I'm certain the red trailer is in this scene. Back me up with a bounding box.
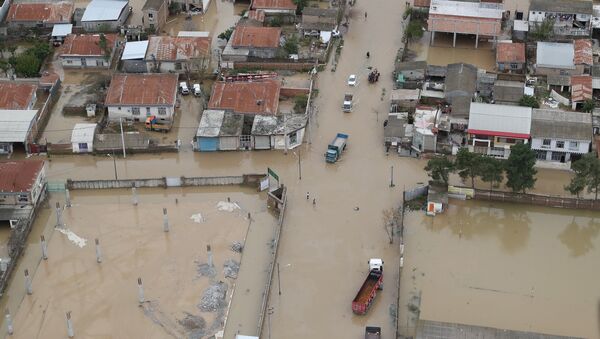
[352,258,383,315]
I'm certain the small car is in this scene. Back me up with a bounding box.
[179,82,190,95]
[545,97,559,108]
[303,30,320,37]
[347,74,357,86]
[193,83,202,96]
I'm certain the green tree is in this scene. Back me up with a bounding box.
[404,20,424,42]
[0,60,10,77]
[479,156,504,192]
[7,45,16,57]
[13,53,41,77]
[455,147,482,188]
[519,95,539,108]
[529,18,554,41]
[98,34,111,60]
[505,143,537,193]
[567,154,600,199]
[218,27,234,41]
[283,36,299,55]
[292,0,308,12]
[582,99,595,113]
[424,155,454,185]
[293,95,308,113]
[269,16,283,27]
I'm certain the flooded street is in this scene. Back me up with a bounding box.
[399,200,600,338]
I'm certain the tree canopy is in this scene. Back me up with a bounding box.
[455,147,482,188]
[424,155,454,185]
[505,143,537,193]
[566,154,600,199]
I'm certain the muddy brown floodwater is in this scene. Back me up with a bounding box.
[400,200,600,338]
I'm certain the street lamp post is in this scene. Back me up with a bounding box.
[390,165,395,188]
[298,148,302,180]
[107,152,118,180]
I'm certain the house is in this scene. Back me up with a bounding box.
[301,8,338,32]
[394,61,427,89]
[104,73,179,122]
[194,110,246,151]
[0,160,46,212]
[427,0,503,48]
[467,102,532,158]
[0,110,39,154]
[223,26,281,61]
[6,2,74,28]
[390,89,420,111]
[426,184,448,216]
[502,0,530,20]
[412,106,438,153]
[384,112,412,151]
[251,0,296,15]
[0,82,37,110]
[529,0,593,37]
[242,10,266,26]
[570,75,593,109]
[71,123,97,153]
[142,0,168,32]
[81,0,130,32]
[535,40,592,89]
[445,63,477,123]
[121,40,149,73]
[51,23,73,44]
[208,80,281,115]
[530,109,591,164]
[171,0,207,13]
[58,34,118,68]
[144,36,211,73]
[251,114,306,150]
[496,42,526,73]
[493,80,525,104]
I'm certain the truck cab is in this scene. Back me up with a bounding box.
[369,258,383,272]
[365,326,381,339]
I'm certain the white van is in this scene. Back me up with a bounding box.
[193,83,202,96]
[179,82,190,95]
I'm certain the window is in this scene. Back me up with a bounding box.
[66,60,73,64]
[569,141,579,150]
[148,13,154,19]
[18,194,28,203]
[132,107,140,116]
[289,131,298,145]
[146,107,151,115]
[510,63,519,69]
[542,139,551,148]
[118,106,122,110]
[497,137,517,144]
[535,150,547,160]
[551,152,565,161]
[556,140,565,148]
[175,62,182,70]
[96,60,104,66]
[158,107,167,116]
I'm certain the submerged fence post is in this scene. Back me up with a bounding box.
[65,189,71,208]
[55,202,63,227]
[66,311,74,338]
[132,184,138,206]
[40,235,48,260]
[5,308,13,335]
[24,269,32,295]
[95,238,102,263]
[137,278,144,304]
[163,208,169,232]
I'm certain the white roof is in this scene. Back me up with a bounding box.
[196,110,224,137]
[320,31,331,43]
[513,20,529,32]
[468,102,532,136]
[82,0,128,22]
[71,123,97,143]
[52,23,73,37]
[122,40,149,60]
[430,0,503,19]
[536,42,574,69]
[0,110,37,143]
[235,336,259,339]
[178,31,210,37]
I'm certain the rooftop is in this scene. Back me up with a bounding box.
[121,40,149,60]
[468,102,532,138]
[208,80,281,115]
[251,0,296,10]
[145,36,210,61]
[536,42,574,69]
[494,80,525,88]
[496,42,525,63]
[0,110,38,143]
[416,320,584,339]
[81,0,128,22]
[390,89,420,101]
[247,10,266,22]
[0,82,37,110]
[196,110,244,137]
[71,123,97,143]
[571,75,593,102]
[531,109,591,141]
[7,2,74,23]
[51,23,73,37]
[429,0,503,19]
[105,73,178,106]
[59,34,117,57]
[231,26,281,49]
[142,0,163,11]
[530,0,592,15]
[573,39,593,65]
[0,160,45,193]
[251,114,307,135]
[302,7,338,17]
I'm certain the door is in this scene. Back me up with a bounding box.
[81,58,87,67]
[254,136,270,150]
[219,137,238,151]
[198,137,218,151]
[516,11,523,20]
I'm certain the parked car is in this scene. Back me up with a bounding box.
[304,30,320,37]
[193,84,202,96]
[332,26,341,37]
[180,82,190,95]
[348,74,357,86]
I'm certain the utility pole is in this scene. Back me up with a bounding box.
[298,148,302,181]
[119,117,126,158]
[390,165,395,187]
[277,262,282,295]
[284,113,289,155]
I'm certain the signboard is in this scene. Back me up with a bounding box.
[260,176,269,191]
[267,167,279,182]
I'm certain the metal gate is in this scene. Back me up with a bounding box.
[198,137,218,151]
[166,177,182,187]
[219,136,239,150]
[47,181,66,192]
[254,136,270,150]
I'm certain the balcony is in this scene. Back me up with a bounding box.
[469,145,509,158]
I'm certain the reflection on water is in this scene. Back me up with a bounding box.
[559,216,600,257]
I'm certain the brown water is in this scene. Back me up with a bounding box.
[417,31,496,71]
[399,200,600,338]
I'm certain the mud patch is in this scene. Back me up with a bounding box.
[198,281,228,312]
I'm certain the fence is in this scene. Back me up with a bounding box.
[464,187,600,211]
[66,174,266,190]
[403,184,428,202]
[234,62,316,71]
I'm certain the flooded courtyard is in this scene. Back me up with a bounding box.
[400,199,600,338]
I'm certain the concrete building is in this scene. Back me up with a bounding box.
[142,0,168,32]
[493,80,525,105]
[195,110,246,151]
[570,74,593,109]
[6,2,74,28]
[467,102,532,158]
[145,36,211,73]
[496,42,525,73]
[58,34,118,68]
[301,8,338,32]
[51,23,73,44]
[530,109,591,164]
[535,40,592,89]
[427,0,503,48]
[222,26,281,61]
[121,40,149,73]
[0,110,39,154]
[208,80,281,115]
[0,160,46,208]
[445,63,477,123]
[502,0,530,20]
[0,82,37,110]
[71,123,97,153]
[81,0,130,32]
[104,73,179,122]
[251,114,306,150]
[529,0,593,37]
[251,0,296,15]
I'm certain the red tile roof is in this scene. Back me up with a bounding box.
[571,75,592,102]
[105,74,178,106]
[145,36,210,61]
[231,26,281,48]
[208,80,281,115]
[0,82,37,110]
[7,2,74,23]
[0,160,44,193]
[248,9,266,22]
[573,39,593,65]
[252,0,296,10]
[59,34,117,57]
[496,42,525,63]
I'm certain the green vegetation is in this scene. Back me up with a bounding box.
[566,154,600,199]
[168,1,181,14]
[582,99,595,113]
[218,27,235,41]
[98,34,111,60]
[268,16,283,27]
[283,36,299,55]
[292,0,307,13]
[293,95,308,113]
[9,42,51,77]
[505,143,537,193]
[529,18,554,41]
[424,155,454,185]
[519,95,540,108]
[405,20,424,42]
[455,148,483,188]
[479,156,504,192]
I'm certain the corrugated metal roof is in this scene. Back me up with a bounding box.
[208,80,281,115]
[573,39,593,65]
[82,0,128,22]
[496,42,525,63]
[530,0,592,15]
[531,109,591,140]
[571,75,593,102]
[0,110,37,143]
[0,160,45,193]
[536,42,574,69]
[196,110,224,137]
[51,23,73,37]
[468,102,532,136]
[121,40,148,60]
[71,123,96,143]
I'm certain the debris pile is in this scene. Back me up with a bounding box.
[230,241,243,253]
[223,259,240,279]
[198,282,228,312]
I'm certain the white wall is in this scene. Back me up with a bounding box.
[531,137,590,154]
[529,10,545,22]
[107,105,175,121]
[272,128,305,150]
[72,141,93,153]
[61,56,110,68]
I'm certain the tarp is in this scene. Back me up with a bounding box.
[320,31,332,44]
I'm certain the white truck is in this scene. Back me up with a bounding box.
[343,93,353,112]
